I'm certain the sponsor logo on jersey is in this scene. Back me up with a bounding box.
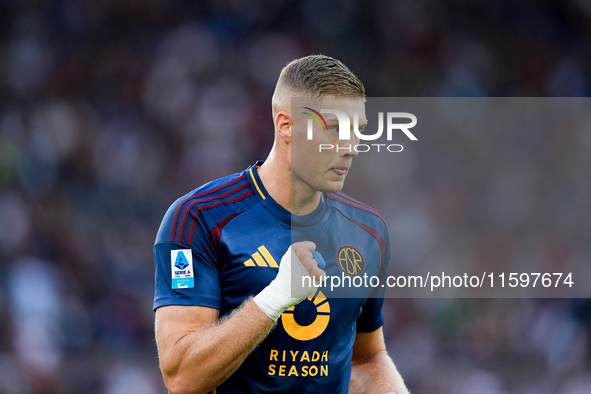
[243,245,279,268]
[267,349,329,377]
[171,249,194,289]
[268,290,331,377]
[281,289,330,341]
[337,245,365,276]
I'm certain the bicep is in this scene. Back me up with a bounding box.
[351,327,387,364]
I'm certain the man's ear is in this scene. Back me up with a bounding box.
[275,111,292,143]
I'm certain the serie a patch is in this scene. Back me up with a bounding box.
[171,249,194,289]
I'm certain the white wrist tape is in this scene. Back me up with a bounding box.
[253,246,318,321]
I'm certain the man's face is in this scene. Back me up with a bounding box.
[291,97,367,195]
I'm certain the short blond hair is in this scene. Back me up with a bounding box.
[278,54,365,97]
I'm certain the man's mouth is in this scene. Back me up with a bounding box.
[331,168,348,176]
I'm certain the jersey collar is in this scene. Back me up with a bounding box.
[246,161,326,227]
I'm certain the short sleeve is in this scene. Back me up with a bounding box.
[153,242,221,311]
[356,297,384,332]
[153,198,221,311]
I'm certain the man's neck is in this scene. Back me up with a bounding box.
[290,183,322,216]
[257,157,321,216]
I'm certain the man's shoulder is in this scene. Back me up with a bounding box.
[186,171,249,200]
[170,171,252,212]
[325,191,387,231]
[156,168,260,245]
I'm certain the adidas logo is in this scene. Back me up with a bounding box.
[243,246,279,268]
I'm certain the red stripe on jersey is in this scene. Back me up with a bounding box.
[185,190,255,246]
[174,181,250,244]
[169,175,247,242]
[342,215,386,267]
[335,191,381,216]
[210,211,243,252]
[326,194,387,225]
[177,182,250,244]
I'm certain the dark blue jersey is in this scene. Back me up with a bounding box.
[154,161,390,393]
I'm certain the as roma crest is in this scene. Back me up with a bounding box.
[337,245,364,277]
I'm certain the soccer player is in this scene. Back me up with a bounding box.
[153,55,409,393]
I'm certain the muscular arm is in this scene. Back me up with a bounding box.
[155,241,325,394]
[155,301,275,394]
[349,328,409,394]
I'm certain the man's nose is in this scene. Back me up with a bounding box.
[337,132,359,157]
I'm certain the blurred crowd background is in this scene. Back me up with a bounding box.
[1,0,591,393]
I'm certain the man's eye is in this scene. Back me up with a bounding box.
[328,125,339,132]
